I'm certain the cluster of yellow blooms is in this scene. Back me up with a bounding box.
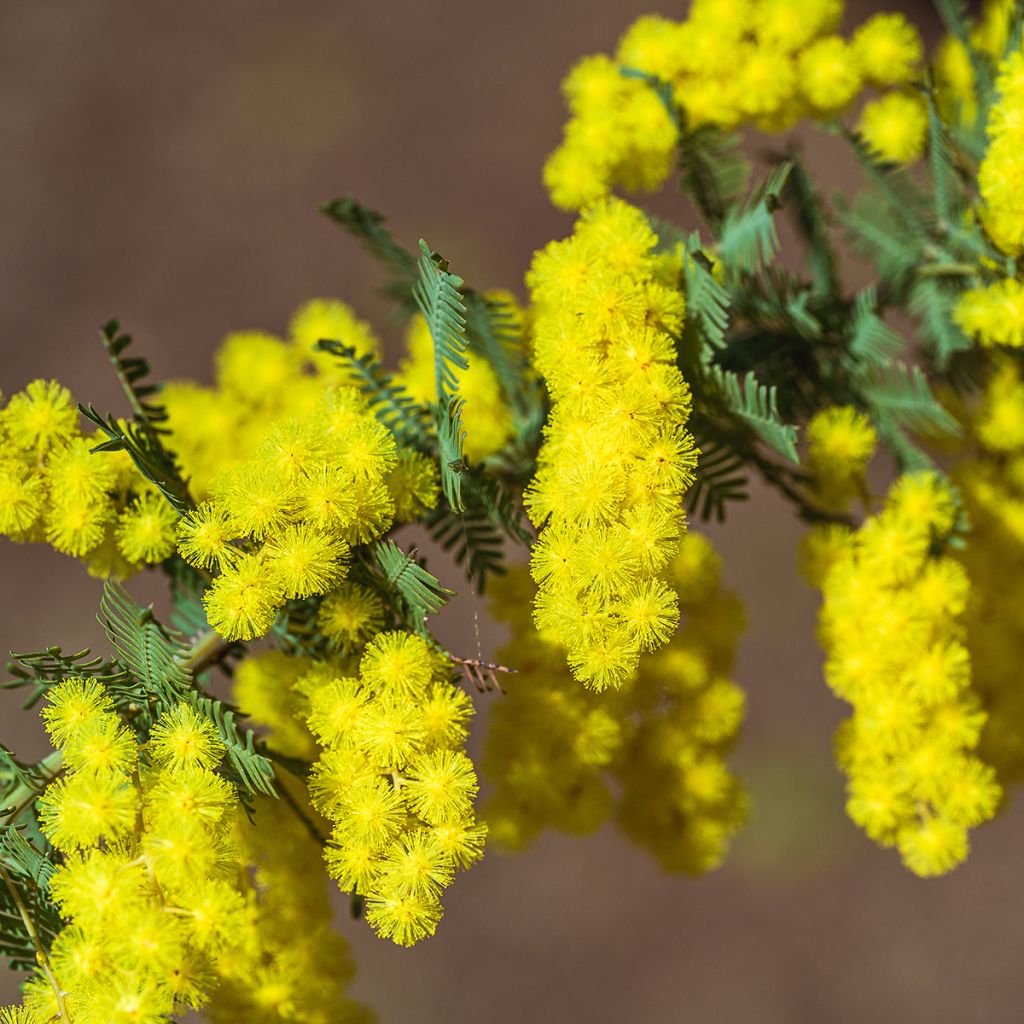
[177,384,410,643]
[954,360,1024,782]
[162,298,382,497]
[0,380,176,578]
[486,533,747,875]
[804,405,878,514]
[933,0,1013,129]
[525,197,696,690]
[161,300,441,643]
[954,47,1024,347]
[543,0,926,209]
[807,473,1002,877]
[295,632,485,946]
[202,784,372,1024]
[9,679,361,1023]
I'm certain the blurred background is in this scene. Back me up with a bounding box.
[3,1,1024,1021]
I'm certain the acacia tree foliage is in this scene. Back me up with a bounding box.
[1,1,1024,1020]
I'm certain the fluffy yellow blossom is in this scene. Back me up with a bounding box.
[525,197,693,689]
[485,535,747,872]
[858,91,927,165]
[955,278,1024,348]
[298,633,485,946]
[815,472,1001,876]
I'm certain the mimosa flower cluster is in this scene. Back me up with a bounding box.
[179,384,405,642]
[9,0,1024,1017]
[954,48,1024,347]
[809,475,1002,877]
[543,0,926,209]
[955,360,1024,782]
[486,532,747,874]
[0,380,172,577]
[525,197,695,690]
[17,682,292,1022]
[297,632,485,946]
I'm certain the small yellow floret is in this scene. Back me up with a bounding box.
[858,91,927,165]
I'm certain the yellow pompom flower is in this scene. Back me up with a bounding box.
[1,379,78,454]
[858,91,927,164]
[63,714,136,777]
[317,582,385,647]
[387,449,439,522]
[262,523,349,599]
[798,35,862,114]
[377,829,454,897]
[975,359,1024,452]
[116,492,179,564]
[41,677,116,748]
[896,816,969,877]
[0,459,44,537]
[38,772,137,852]
[851,12,922,86]
[44,498,112,558]
[403,750,479,825]
[364,891,443,947]
[289,297,381,373]
[46,436,117,504]
[202,553,285,641]
[214,330,304,407]
[954,278,1024,348]
[176,501,239,571]
[807,405,877,473]
[755,0,840,52]
[359,631,436,700]
[148,703,226,772]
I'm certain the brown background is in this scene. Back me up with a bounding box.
[3,1,1024,1021]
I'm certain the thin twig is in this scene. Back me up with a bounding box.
[0,866,70,1023]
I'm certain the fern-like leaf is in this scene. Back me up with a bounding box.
[718,163,792,277]
[5,645,129,709]
[863,362,962,438]
[372,540,454,625]
[316,340,432,449]
[677,125,751,228]
[183,694,276,797]
[924,80,961,226]
[413,240,470,511]
[0,826,53,892]
[99,319,170,430]
[849,287,904,367]
[80,404,192,514]
[683,237,730,351]
[99,580,193,700]
[99,582,275,797]
[320,197,418,312]
[426,472,531,592]
[706,366,799,463]
[909,279,973,370]
[686,437,749,521]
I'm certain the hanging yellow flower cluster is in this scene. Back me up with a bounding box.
[524,197,696,691]
[809,474,1002,877]
[543,0,926,209]
[955,359,1024,782]
[486,532,747,874]
[297,631,486,946]
[19,680,366,1024]
[0,380,173,578]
